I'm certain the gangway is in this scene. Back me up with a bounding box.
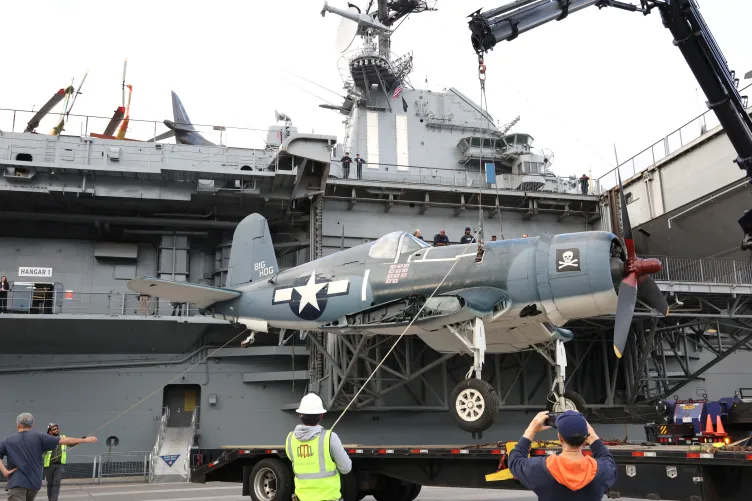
[150,407,198,483]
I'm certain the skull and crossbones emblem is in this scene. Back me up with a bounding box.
[558,250,579,270]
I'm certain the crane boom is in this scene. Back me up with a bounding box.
[468,0,752,246]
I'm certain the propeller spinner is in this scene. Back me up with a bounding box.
[613,170,670,358]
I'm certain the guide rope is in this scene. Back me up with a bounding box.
[330,229,482,430]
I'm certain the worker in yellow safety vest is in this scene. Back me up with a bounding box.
[286,394,352,501]
[42,423,68,501]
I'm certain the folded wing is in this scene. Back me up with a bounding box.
[127,277,241,309]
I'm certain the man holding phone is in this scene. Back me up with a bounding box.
[508,410,617,501]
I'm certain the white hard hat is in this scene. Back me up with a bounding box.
[296,393,327,415]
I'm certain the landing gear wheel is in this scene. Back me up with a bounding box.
[405,483,422,501]
[546,389,587,414]
[248,458,293,501]
[450,379,499,434]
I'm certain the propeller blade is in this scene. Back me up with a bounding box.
[637,275,670,316]
[614,272,638,358]
[615,166,635,258]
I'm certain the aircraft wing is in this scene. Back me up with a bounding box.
[127,277,241,308]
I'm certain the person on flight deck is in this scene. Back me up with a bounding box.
[522,234,529,238]
[508,410,617,501]
[459,227,476,244]
[286,394,352,501]
[340,152,352,179]
[433,229,449,247]
[579,174,590,195]
[413,229,424,241]
[43,423,71,501]
[491,235,497,241]
[354,154,366,180]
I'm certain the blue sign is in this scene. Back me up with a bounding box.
[485,163,496,184]
[160,454,181,467]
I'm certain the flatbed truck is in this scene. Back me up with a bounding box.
[191,440,752,501]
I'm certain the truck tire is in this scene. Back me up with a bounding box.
[449,378,499,433]
[546,389,587,414]
[340,471,359,501]
[405,483,422,501]
[248,458,293,501]
[373,477,419,501]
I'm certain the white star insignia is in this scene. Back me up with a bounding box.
[293,271,328,313]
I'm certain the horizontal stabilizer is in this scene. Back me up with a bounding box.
[126,277,240,308]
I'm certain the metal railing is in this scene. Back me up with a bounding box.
[181,408,199,482]
[597,83,752,191]
[332,161,600,195]
[150,407,170,484]
[647,255,752,286]
[1,452,151,485]
[0,290,199,317]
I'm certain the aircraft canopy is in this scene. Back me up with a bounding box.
[368,231,430,261]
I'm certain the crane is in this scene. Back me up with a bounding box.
[467,0,752,247]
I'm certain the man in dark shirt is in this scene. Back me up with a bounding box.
[340,152,352,179]
[579,174,590,195]
[509,410,617,501]
[0,413,98,501]
[433,230,449,246]
[459,227,476,244]
[354,153,366,180]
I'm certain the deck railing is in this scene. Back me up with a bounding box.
[646,255,752,286]
[0,290,199,317]
[597,83,752,191]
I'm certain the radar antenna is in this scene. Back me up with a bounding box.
[539,148,555,168]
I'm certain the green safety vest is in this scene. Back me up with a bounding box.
[43,435,67,467]
[286,430,341,501]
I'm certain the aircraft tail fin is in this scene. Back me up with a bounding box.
[171,91,197,131]
[227,213,278,287]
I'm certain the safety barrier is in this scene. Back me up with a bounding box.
[646,255,752,286]
[0,452,152,485]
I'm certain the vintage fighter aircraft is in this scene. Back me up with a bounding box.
[127,178,668,434]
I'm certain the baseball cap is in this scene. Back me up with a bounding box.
[465,226,471,231]
[47,423,58,432]
[554,410,589,441]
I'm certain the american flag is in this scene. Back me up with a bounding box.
[392,80,403,99]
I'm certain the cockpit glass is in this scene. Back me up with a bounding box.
[400,234,427,254]
[368,231,403,260]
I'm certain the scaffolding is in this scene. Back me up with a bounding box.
[283,254,752,418]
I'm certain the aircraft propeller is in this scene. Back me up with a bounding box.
[613,169,670,358]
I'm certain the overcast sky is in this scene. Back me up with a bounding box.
[1,0,749,181]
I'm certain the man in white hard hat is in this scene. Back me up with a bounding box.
[286,393,352,501]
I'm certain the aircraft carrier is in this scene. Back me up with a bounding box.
[2,0,752,485]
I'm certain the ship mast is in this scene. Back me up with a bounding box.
[377,0,390,57]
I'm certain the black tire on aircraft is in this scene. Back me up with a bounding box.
[405,482,422,501]
[248,458,293,501]
[546,389,587,414]
[449,378,499,433]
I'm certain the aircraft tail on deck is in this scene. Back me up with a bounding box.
[171,91,197,131]
[226,213,279,287]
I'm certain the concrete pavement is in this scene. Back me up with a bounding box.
[0,481,643,501]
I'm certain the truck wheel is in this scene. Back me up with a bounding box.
[340,471,359,501]
[450,379,499,433]
[374,477,420,501]
[405,483,422,501]
[547,389,587,414]
[249,458,293,501]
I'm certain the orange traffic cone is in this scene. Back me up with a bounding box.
[703,414,714,435]
[715,415,726,436]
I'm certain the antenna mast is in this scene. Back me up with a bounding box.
[377,0,390,56]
